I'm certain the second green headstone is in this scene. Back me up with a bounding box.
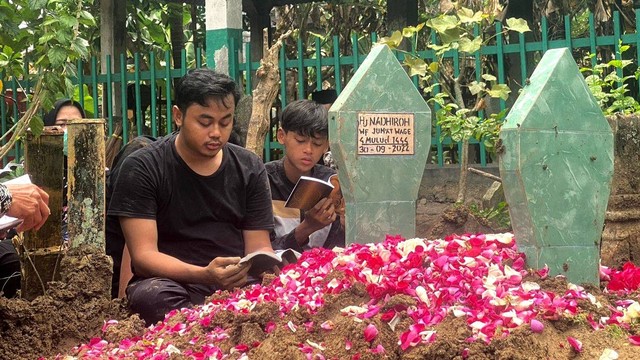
[499,48,613,285]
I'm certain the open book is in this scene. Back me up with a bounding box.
[239,248,301,276]
[0,174,31,231]
[285,175,336,211]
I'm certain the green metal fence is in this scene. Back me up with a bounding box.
[0,10,637,166]
[232,10,638,164]
[0,48,205,166]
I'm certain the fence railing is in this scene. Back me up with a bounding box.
[0,10,636,167]
[232,10,636,164]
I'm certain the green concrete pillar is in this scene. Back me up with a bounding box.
[205,0,242,75]
[499,48,614,285]
[329,44,431,244]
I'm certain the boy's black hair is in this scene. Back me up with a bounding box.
[280,99,329,138]
[175,68,241,113]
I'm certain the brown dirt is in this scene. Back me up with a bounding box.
[2,207,639,360]
[415,200,493,240]
[0,246,135,360]
[600,115,640,268]
[425,204,501,239]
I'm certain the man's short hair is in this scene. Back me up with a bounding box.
[280,100,328,138]
[175,68,241,113]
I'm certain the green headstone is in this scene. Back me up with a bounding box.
[499,48,614,285]
[329,44,431,244]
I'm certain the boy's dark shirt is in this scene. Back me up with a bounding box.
[265,159,344,252]
[108,133,274,270]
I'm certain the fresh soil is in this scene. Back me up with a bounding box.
[0,246,133,360]
[1,203,639,360]
[424,203,503,240]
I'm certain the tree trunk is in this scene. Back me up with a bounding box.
[169,2,185,69]
[386,0,418,33]
[245,30,292,158]
[99,0,126,131]
[453,77,468,203]
[456,140,470,203]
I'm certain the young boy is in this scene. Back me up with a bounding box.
[266,100,345,252]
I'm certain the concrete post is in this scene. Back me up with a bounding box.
[205,0,243,75]
[66,120,106,249]
[21,128,65,300]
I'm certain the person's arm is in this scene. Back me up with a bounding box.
[294,198,336,244]
[121,217,249,289]
[244,229,274,255]
[0,183,50,232]
[271,228,304,252]
[117,246,133,298]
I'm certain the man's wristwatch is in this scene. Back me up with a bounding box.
[0,183,13,217]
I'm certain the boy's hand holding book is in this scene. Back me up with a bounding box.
[305,198,337,229]
[292,198,336,245]
[286,175,344,245]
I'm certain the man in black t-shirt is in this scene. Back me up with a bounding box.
[108,69,274,325]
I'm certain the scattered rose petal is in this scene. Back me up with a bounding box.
[600,348,619,360]
[530,319,544,333]
[320,320,334,330]
[306,340,325,351]
[567,337,582,352]
[371,344,385,354]
[287,321,297,333]
[265,322,276,333]
[364,324,378,342]
[629,335,640,346]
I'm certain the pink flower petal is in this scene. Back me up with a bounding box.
[530,319,544,333]
[345,339,352,350]
[567,337,582,352]
[320,320,334,330]
[265,322,276,333]
[364,324,378,342]
[629,335,640,345]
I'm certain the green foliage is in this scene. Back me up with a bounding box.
[276,1,386,94]
[580,43,640,115]
[468,201,511,230]
[432,91,506,150]
[380,5,530,154]
[73,85,95,118]
[605,324,626,338]
[0,0,96,131]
